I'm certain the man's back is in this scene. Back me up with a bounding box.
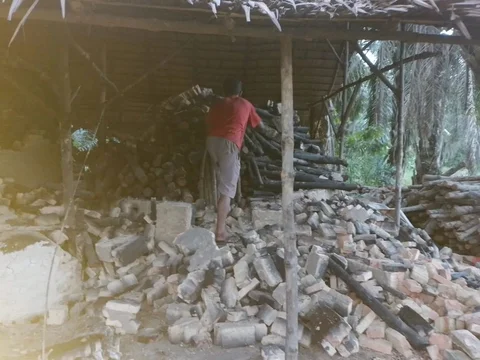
[206,96,261,149]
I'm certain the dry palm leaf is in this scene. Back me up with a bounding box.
[8,0,24,20]
[241,3,252,21]
[8,0,40,47]
[253,1,282,31]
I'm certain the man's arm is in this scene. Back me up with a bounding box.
[248,103,263,129]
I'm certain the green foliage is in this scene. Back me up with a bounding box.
[72,128,98,152]
[344,126,395,186]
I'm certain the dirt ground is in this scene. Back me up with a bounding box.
[120,336,408,360]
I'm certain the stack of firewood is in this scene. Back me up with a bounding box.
[87,85,356,206]
[403,175,480,255]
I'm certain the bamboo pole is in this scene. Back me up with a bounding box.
[60,39,74,215]
[280,35,298,360]
[394,28,406,228]
[99,41,107,145]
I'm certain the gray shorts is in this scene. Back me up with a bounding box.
[206,136,240,199]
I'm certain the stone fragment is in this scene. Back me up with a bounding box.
[305,246,329,279]
[366,320,386,339]
[220,277,238,308]
[107,274,139,296]
[306,212,319,229]
[352,271,372,282]
[385,328,413,358]
[214,323,256,348]
[200,287,225,331]
[403,279,423,293]
[166,303,192,325]
[227,310,248,322]
[173,228,215,256]
[254,256,283,287]
[111,235,149,267]
[155,201,193,244]
[188,246,234,272]
[451,330,480,360]
[168,317,201,344]
[177,270,206,304]
[356,308,376,334]
[50,230,69,245]
[257,304,278,326]
[95,236,131,262]
[252,207,282,230]
[429,333,452,350]
[411,265,430,285]
[444,350,471,360]
[324,319,351,347]
[261,345,285,360]
[340,205,370,223]
[234,260,251,288]
[359,335,392,354]
[427,345,441,360]
[272,283,287,308]
[238,278,260,300]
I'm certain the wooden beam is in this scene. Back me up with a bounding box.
[60,38,74,213]
[69,33,119,93]
[310,51,439,106]
[280,35,298,360]
[339,31,349,169]
[354,42,398,95]
[394,28,406,228]
[5,8,480,46]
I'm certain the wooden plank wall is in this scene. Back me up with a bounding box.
[1,22,343,137]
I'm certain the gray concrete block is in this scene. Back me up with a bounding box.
[155,201,193,245]
[254,256,283,288]
[221,277,238,308]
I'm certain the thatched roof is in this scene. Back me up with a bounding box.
[168,0,480,23]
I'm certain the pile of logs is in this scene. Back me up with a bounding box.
[238,109,357,196]
[87,85,356,207]
[87,86,213,205]
[403,175,480,255]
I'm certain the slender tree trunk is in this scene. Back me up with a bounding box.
[466,68,479,174]
[414,46,447,183]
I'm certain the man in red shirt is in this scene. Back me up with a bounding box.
[206,78,262,243]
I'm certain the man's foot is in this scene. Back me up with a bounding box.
[215,231,236,244]
[215,231,228,244]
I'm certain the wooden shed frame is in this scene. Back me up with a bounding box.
[2,1,480,358]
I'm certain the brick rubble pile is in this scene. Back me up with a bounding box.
[66,190,480,360]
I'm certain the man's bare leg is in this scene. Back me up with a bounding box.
[215,194,230,242]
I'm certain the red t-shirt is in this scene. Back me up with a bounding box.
[206,96,262,149]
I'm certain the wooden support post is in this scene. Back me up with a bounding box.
[338,31,349,169]
[60,39,74,212]
[394,28,406,228]
[99,41,107,145]
[280,35,298,360]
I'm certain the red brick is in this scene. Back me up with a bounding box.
[429,333,453,350]
[366,320,386,339]
[359,335,392,355]
[427,345,442,360]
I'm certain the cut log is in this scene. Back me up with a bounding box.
[261,179,359,191]
[294,150,347,166]
[328,257,429,349]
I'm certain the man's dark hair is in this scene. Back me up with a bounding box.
[223,78,242,97]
